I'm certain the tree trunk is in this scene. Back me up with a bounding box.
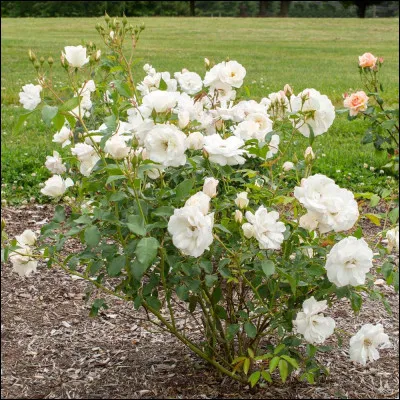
[259,0,268,17]
[190,0,195,16]
[239,3,248,17]
[356,2,367,18]
[279,1,292,17]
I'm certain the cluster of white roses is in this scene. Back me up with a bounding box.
[293,297,391,365]
[9,229,38,277]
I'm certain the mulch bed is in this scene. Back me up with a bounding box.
[1,204,399,399]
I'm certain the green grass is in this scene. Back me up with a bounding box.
[1,17,399,203]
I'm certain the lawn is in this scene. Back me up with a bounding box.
[1,17,399,203]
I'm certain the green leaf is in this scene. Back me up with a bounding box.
[214,224,232,235]
[365,213,381,227]
[381,262,394,279]
[130,259,150,281]
[175,179,194,201]
[176,285,189,301]
[369,194,380,207]
[107,255,126,276]
[158,77,168,91]
[110,191,128,201]
[244,321,257,338]
[52,112,65,131]
[135,237,159,268]
[278,359,289,383]
[84,226,101,248]
[13,110,36,134]
[353,226,363,239]
[89,298,108,317]
[152,206,175,217]
[114,80,132,98]
[273,343,285,355]
[350,291,363,313]
[389,207,399,224]
[226,324,240,340]
[53,205,65,222]
[248,371,261,388]
[308,124,315,146]
[280,355,299,369]
[261,370,272,383]
[261,260,275,277]
[42,105,58,126]
[269,356,280,373]
[306,343,317,357]
[205,274,218,287]
[59,96,81,112]
[106,175,126,185]
[243,358,250,375]
[126,215,146,236]
[146,296,161,311]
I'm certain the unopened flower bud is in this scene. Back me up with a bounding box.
[235,210,243,223]
[94,49,101,61]
[203,177,219,198]
[304,146,315,163]
[47,57,54,66]
[104,12,110,23]
[60,52,66,66]
[202,148,209,159]
[242,223,255,239]
[34,61,40,71]
[39,56,45,65]
[95,23,101,31]
[122,14,128,26]
[1,217,5,231]
[282,161,294,171]
[204,58,210,68]
[235,192,249,209]
[283,84,293,96]
[28,49,36,62]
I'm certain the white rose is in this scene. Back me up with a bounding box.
[282,161,294,171]
[175,70,203,94]
[203,134,247,166]
[104,135,130,160]
[290,89,335,137]
[293,297,336,344]
[202,177,219,198]
[245,206,286,250]
[19,84,42,110]
[218,60,246,88]
[242,222,255,239]
[45,151,66,174]
[350,324,391,366]
[40,175,74,197]
[185,192,211,216]
[186,131,205,150]
[9,246,38,277]
[15,229,37,247]
[64,45,89,68]
[71,143,97,162]
[142,90,179,114]
[325,236,373,287]
[53,125,73,147]
[266,134,280,159]
[79,154,101,177]
[235,192,249,209]
[299,212,319,231]
[168,205,214,258]
[386,226,399,253]
[144,124,187,167]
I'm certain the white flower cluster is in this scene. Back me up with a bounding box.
[295,174,359,234]
[9,230,38,277]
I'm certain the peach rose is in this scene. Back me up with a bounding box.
[344,91,369,116]
[358,52,378,69]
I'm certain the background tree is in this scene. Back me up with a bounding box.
[340,0,386,18]
[279,1,292,17]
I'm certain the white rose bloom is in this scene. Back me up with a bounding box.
[293,297,336,344]
[233,120,263,142]
[15,229,37,247]
[203,177,219,198]
[79,154,101,177]
[40,175,74,197]
[45,151,66,174]
[282,161,294,171]
[290,89,335,137]
[294,174,359,233]
[386,226,399,253]
[246,112,273,134]
[299,212,319,231]
[208,81,236,103]
[19,84,42,110]
[168,205,214,258]
[203,135,247,166]
[186,131,205,150]
[350,324,391,366]
[218,61,246,88]
[242,222,255,239]
[144,124,187,167]
[104,135,130,160]
[185,192,211,216]
[325,237,373,287]
[266,134,280,159]
[142,90,179,114]
[245,206,286,250]
[9,246,38,277]
[71,143,97,162]
[53,125,73,147]
[64,45,89,68]
[304,146,315,160]
[175,70,203,94]
[235,192,249,209]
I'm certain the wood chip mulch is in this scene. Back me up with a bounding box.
[1,204,399,399]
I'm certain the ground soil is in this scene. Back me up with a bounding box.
[1,204,399,399]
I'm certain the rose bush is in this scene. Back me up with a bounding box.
[2,16,399,387]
